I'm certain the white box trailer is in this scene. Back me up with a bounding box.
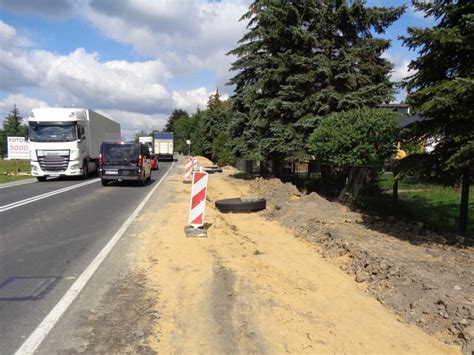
[28,108,120,181]
[153,132,174,161]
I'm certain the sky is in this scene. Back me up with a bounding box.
[0,0,437,139]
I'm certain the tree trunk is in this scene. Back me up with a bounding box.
[338,166,371,202]
[321,165,329,196]
[459,169,470,236]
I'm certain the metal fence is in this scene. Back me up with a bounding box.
[234,159,321,178]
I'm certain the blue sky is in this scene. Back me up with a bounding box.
[0,0,436,139]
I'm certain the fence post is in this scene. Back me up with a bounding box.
[459,169,470,237]
[392,167,399,210]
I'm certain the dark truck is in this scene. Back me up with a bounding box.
[99,142,152,186]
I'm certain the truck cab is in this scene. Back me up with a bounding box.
[28,108,120,181]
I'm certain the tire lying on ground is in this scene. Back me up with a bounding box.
[215,197,266,213]
[204,166,223,174]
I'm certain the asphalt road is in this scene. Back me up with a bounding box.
[0,162,173,354]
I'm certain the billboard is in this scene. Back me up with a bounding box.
[7,136,30,160]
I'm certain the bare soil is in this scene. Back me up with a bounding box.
[63,161,471,354]
[247,176,474,354]
[130,164,459,354]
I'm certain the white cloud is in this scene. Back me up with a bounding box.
[0,0,249,138]
[0,44,174,114]
[171,87,229,113]
[0,94,49,125]
[0,20,32,49]
[391,58,413,83]
[383,52,416,83]
[81,0,250,85]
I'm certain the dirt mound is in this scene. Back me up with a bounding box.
[195,156,214,166]
[247,177,474,354]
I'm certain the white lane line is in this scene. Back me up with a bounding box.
[0,178,36,189]
[0,179,100,212]
[15,162,174,355]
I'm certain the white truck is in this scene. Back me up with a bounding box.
[138,136,153,155]
[153,131,174,161]
[28,108,121,181]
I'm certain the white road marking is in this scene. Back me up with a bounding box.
[0,179,100,212]
[15,162,174,355]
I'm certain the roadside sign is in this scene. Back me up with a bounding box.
[189,171,208,228]
[7,137,30,160]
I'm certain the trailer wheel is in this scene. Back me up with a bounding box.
[215,198,266,213]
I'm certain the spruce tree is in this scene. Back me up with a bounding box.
[401,0,474,236]
[1,105,26,156]
[227,0,404,161]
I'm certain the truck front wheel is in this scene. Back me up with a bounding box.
[36,176,47,182]
[82,161,89,179]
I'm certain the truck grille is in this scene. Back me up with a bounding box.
[39,155,69,172]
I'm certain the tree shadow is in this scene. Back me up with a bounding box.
[358,192,473,247]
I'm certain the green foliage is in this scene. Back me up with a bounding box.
[1,105,27,157]
[366,175,474,236]
[401,0,474,183]
[172,93,234,165]
[212,131,234,166]
[164,109,189,132]
[307,108,398,168]
[228,0,404,161]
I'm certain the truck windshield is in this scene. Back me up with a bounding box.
[29,122,77,142]
[102,144,138,164]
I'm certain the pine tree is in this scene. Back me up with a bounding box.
[1,105,27,156]
[227,0,404,161]
[401,0,474,236]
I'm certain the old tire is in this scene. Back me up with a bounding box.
[215,198,266,213]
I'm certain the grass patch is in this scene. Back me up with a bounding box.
[0,159,31,174]
[378,173,434,190]
[0,159,32,184]
[365,174,474,236]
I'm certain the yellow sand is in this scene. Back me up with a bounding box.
[132,167,460,354]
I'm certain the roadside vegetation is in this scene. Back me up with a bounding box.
[0,159,31,183]
[161,1,471,238]
[366,174,474,236]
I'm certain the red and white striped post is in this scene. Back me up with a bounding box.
[183,158,192,183]
[188,171,208,229]
[192,157,199,171]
